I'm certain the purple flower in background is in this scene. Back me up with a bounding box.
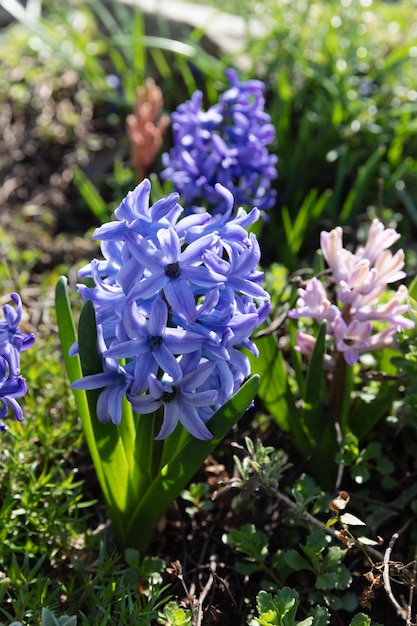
[161,68,278,215]
[72,178,270,439]
[0,293,35,431]
[288,220,414,365]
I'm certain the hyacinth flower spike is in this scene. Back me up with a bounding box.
[289,219,414,369]
[283,220,415,487]
[56,178,268,551]
[0,293,35,431]
[162,68,278,215]
[126,77,170,182]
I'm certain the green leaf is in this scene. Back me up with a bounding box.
[305,528,327,555]
[139,557,165,584]
[349,378,403,441]
[316,564,352,591]
[324,517,338,529]
[349,613,371,626]
[408,274,417,302]
[41,609,59,626]
[225,524,269,562]
[235,561,262,576]
[322,546,345,570]
[55,276,83,388]
[124,548,140,569]
[291,323,336,467]
[249,333,295,431]
[282,189,331,259]
[160,601,192,626]
[308,606,330,626]
[55,278,108,504]
[77,301,141,536]
[284,550,313,572]
[57,618,77,626]
[255,588,302,624]
[315,572,339,591]
[340,145,386,222]
[293,323,340,486]
[56,291,149,543]
[303,322,326,410]
[72,167,108,224]
[123,375,260,553]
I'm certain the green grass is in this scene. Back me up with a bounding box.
[249,0,417,267]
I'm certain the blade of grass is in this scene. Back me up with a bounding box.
[72,168,109,224]
[396,182,417,229]
[340,145,386,222]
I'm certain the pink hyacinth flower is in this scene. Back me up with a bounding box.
[334,317,373,365]
[294,330,316,357]
[288,277,335,324]
[354,284,415,328]
[356,218,401,265]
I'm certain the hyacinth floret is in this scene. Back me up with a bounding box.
[0,293,35,431]
[161,68,278,215]
[72,179,270,439]
[288,219,414,366]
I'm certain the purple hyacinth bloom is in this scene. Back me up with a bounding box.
[104,297,205,395]
[124,226,225,324]
[161,68,278,215]
[73,179,270,439]
[94,179,183,243]
[129,359,218,440]
[72,326,134,426]
[0,293,35,430]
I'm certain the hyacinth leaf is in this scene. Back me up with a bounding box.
[249,333,294,431]
[407,274,417,304]
[303,322,326,412]
[394,179,417,228]
[77,301,149,528]
[123,375,260,553]
[288,318,306,397]
[158,415,192,470]
[55,277,86,397]
[132,409,164,492]
[296,323,338,487]
[287,322,327,459]
[55,277,109,504]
